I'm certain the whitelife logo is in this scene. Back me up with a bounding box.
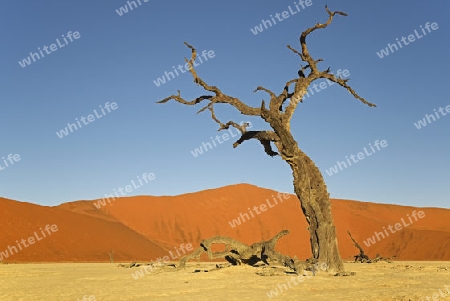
[93,172,156,209]
[153,50,215,87]
[228,192,291,228]
[131,243,194,279]
[56,102,118,139]
[250,0,313,35]
[414,105,450,129]
[376,22,438,59]
[18,31,81,68]
[190,121,252,158]
[0,224,59,261]
[115,0,149,16]
[0,153,21,172]
[325,140,388,176]
[362,210,425,247]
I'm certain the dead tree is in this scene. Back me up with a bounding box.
[157,6,376,273]
[108,249,115,264]
[347,231,395,263]
[178,230,310,274]
[121,230,321,275]
[347,231,370,262]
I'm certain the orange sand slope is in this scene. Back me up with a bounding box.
[1,184,449,262]
[0,198,167,262]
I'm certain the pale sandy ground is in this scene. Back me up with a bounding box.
[1,261,449,301]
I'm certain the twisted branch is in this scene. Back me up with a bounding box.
[177,230,306,274]
[157,6,376,158]
[232,130,280,157]
[157,42,261,117]
[283,5,375,123]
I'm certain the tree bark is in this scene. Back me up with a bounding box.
[289,152,343,272]
[272,126,343,272]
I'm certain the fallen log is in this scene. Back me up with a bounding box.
[177,230,312,274]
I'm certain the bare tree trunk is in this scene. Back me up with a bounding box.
[288,150,344,272]
[253,90,343,272]
[274,127,344,272]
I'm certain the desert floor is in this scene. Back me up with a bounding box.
[0,261,449,301]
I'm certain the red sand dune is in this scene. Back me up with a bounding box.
[1,183,449,262]
[0,197,167,262]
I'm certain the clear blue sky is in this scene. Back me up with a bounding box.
[1,0,449,208]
